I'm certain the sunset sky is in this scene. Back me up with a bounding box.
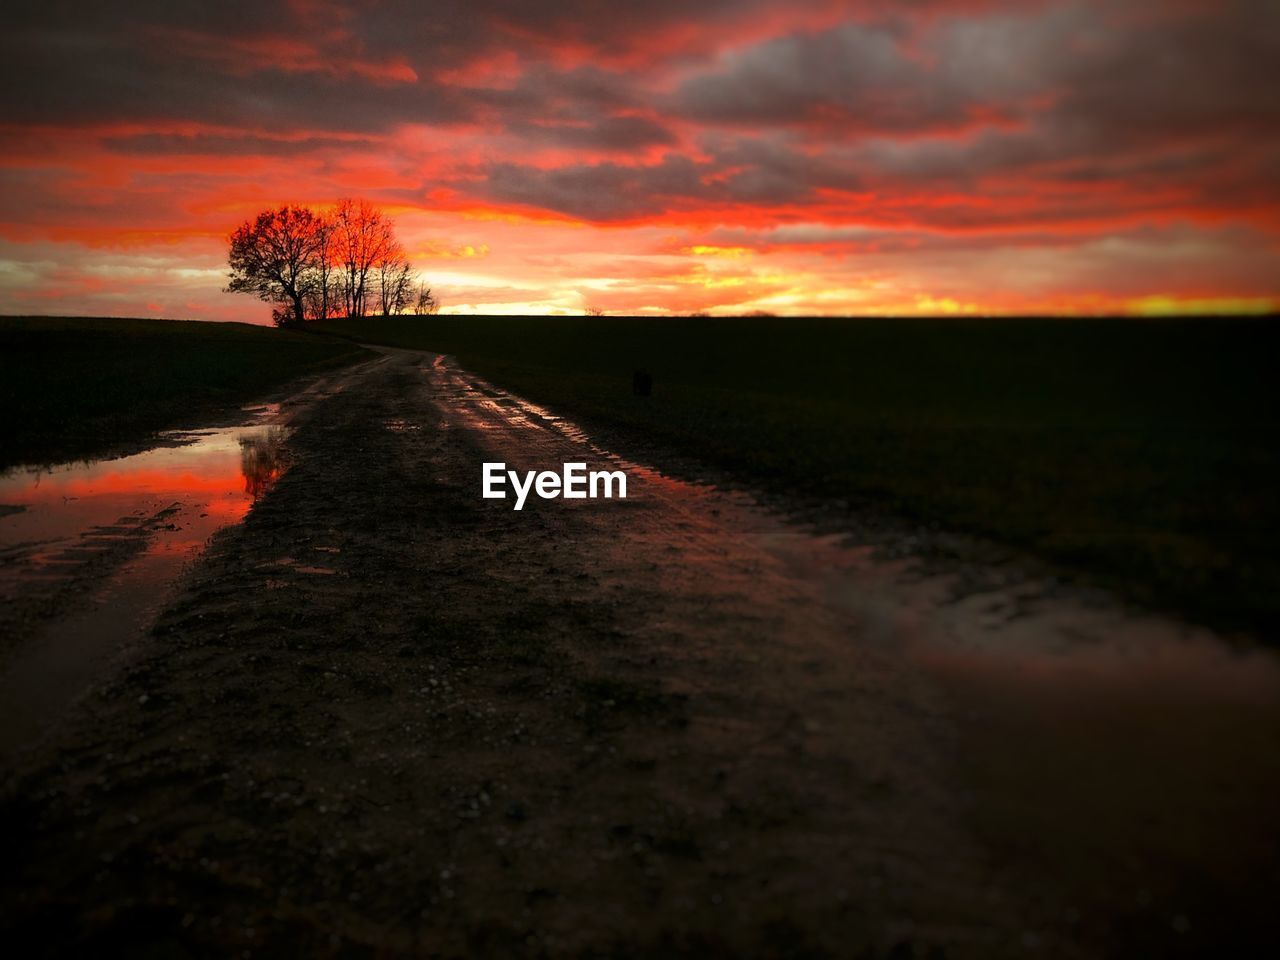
[1,0,1277,320]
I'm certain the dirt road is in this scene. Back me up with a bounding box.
[3,348,1276,958]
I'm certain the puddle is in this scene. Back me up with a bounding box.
[0,409,291,758]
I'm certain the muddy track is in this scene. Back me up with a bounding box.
[1,348,1262,957]
[0,502,181,649]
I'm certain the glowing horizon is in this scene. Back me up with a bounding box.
[1,1,1277,322]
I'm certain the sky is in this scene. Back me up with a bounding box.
[1,0,1278,321]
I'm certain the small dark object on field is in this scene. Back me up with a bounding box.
[633,370,652,396]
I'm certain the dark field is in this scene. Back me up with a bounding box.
[0,316,371,470]
[317,314,1280,638]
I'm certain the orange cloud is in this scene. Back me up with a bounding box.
[0,1,1276,320]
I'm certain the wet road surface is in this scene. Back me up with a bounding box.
[2,347,1277,958]
[0,361,375,758]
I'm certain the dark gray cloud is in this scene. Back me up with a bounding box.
[674,1,1280,139]
[3,0,1278,236]
[99,132,378,157]
[503,116,677,152]
[0,0,768,130]
[483,155,713,221]
[672,10,1055,133]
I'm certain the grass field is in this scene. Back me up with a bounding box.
[0,316,370,470]
[317,314,1280,637]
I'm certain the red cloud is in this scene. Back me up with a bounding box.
[0,0,1276,319]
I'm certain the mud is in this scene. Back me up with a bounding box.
[2,347,1276,958]
[0,361,379,757]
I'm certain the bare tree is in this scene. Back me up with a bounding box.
[413,281,439,315]
[311,213,336,320]
[228,198,429,323]
[333,198,396,318]
[585,306,605,317]
[326,275,344,320]
[300,215,336,322]
[376,241,415,316]
[389,264,415,314]
[226,205,325,327]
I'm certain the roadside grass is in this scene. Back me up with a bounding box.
[0,316,372,470]
[315,314,1280,638]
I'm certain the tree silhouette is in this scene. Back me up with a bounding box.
[226,206,325,327]
[413,282,439,315]
[227,199,430,323]
[377,240,414,316]
[333,198,397,319]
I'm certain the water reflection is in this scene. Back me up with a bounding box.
[0,417,289,571]
[0,413,292,757]
[240,426,290,499]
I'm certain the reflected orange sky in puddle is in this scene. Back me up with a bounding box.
[0,413,290,590]
[0,411,293,756]
[240,426,289,499]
